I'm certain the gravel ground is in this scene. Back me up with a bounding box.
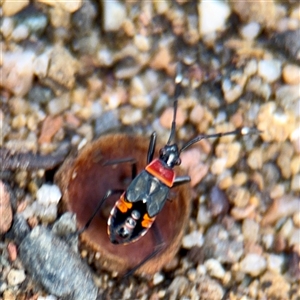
[1,1,300,300]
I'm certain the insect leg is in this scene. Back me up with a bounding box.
[78,189,124,234]
[172,175,191,187]
[123,221,165,278]
[147,132,157,164]
[103,157,137,180]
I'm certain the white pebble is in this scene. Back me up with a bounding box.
[240,22,261,40]
[38,296,57,300]
[205,258,226,279]
[258,59,282,83]
[98,48,114,67]
[198,1,230,36]
[239,253,267,276]
[267,254,284,273]
[197,204,212,227]
[11,24,29,41]
[153,272,164,285]
[33,52,50,77]
[1,51,35,96]
[7,269,26,286]
[182,231,204,249]
[262,233,274,250]
[36,184,62,206]
[0,17,14,38]
[103,0,126,31]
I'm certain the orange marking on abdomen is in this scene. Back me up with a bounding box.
[116,193,132,213]
[141,213,155,228]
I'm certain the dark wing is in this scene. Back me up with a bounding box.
[126,170,169,217]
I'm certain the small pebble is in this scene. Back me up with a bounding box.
[282,64,300,85]
[47,46,78,90]
[1,51,35,96]
[197,204,213,227]
[242,219,259,243]
[37,296,58,300]
[210,157,227,175]
[291,174,300,192]
[279,219,293,240]
[258,101,296,142]
[204,258,226,279]
[197,276,224,300]
[209,186,229,217]
[3,289,15,300]
[293,210,300,228]
[130,76,152,108]
[150,45,173,72]
[120,106,143,125]
[240,22,261,40]
[247,147,263,170]
[227,186,250,208]
[260,272,291,299]
[7,242,18,261]
[102,0,126,31]
[11,24,29,41]
[168,276,189,300]
[182,231,204,249]
[258,59,282,83]
[239,253,267,276]
[267,254,284,273]
[198,1,230,36]
[38,116,63,144]
[153,273,164,285]
[222,78,243,104]
[215,142,241,168]
[271,29,300,60]
[36,184,62,206]
[0,181,13,234]
[203,225,243,263]
[33,52,51,78]
[7,269,26,286]
[134,34,150,52]
[261,195,300,226]
[2,0,29,16]
[289,228,300,247]
[47,95,70,115]
[0,17,14,38]
[232,0,277,28]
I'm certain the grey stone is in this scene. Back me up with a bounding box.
[19,226,97,300]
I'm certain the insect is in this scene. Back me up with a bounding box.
[81,66,259,275]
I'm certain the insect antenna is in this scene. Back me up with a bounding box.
[167,66,184,145]
[180,127,262,153]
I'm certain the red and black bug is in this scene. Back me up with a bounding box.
[81,66,259,275]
